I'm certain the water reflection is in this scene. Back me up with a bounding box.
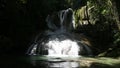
[49,61,79,68]
[29,55,80,68]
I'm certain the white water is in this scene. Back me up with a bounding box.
[46,38,80,56]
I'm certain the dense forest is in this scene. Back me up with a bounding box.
[0,0,120,57]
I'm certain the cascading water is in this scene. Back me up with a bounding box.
[27,8,92,68]
[27,8,92,56]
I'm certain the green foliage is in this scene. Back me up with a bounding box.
[114,32,120,45]
[18,0,27,4]
[73,0,120,56]
[88,0,114,23]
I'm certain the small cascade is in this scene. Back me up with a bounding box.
[26,8,92,57]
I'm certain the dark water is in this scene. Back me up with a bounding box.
[0,55,33,68]
[0,55,81,68]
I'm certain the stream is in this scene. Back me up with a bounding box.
[1,55,119,68]
[0,55,81,68]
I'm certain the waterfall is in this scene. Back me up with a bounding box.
[26,8,92,57]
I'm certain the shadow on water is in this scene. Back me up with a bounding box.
[89,62,113,68]
[89,62,120,68]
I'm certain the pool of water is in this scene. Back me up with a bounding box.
[0,55,81,68]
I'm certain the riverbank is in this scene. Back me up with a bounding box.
[79,57,120,68]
